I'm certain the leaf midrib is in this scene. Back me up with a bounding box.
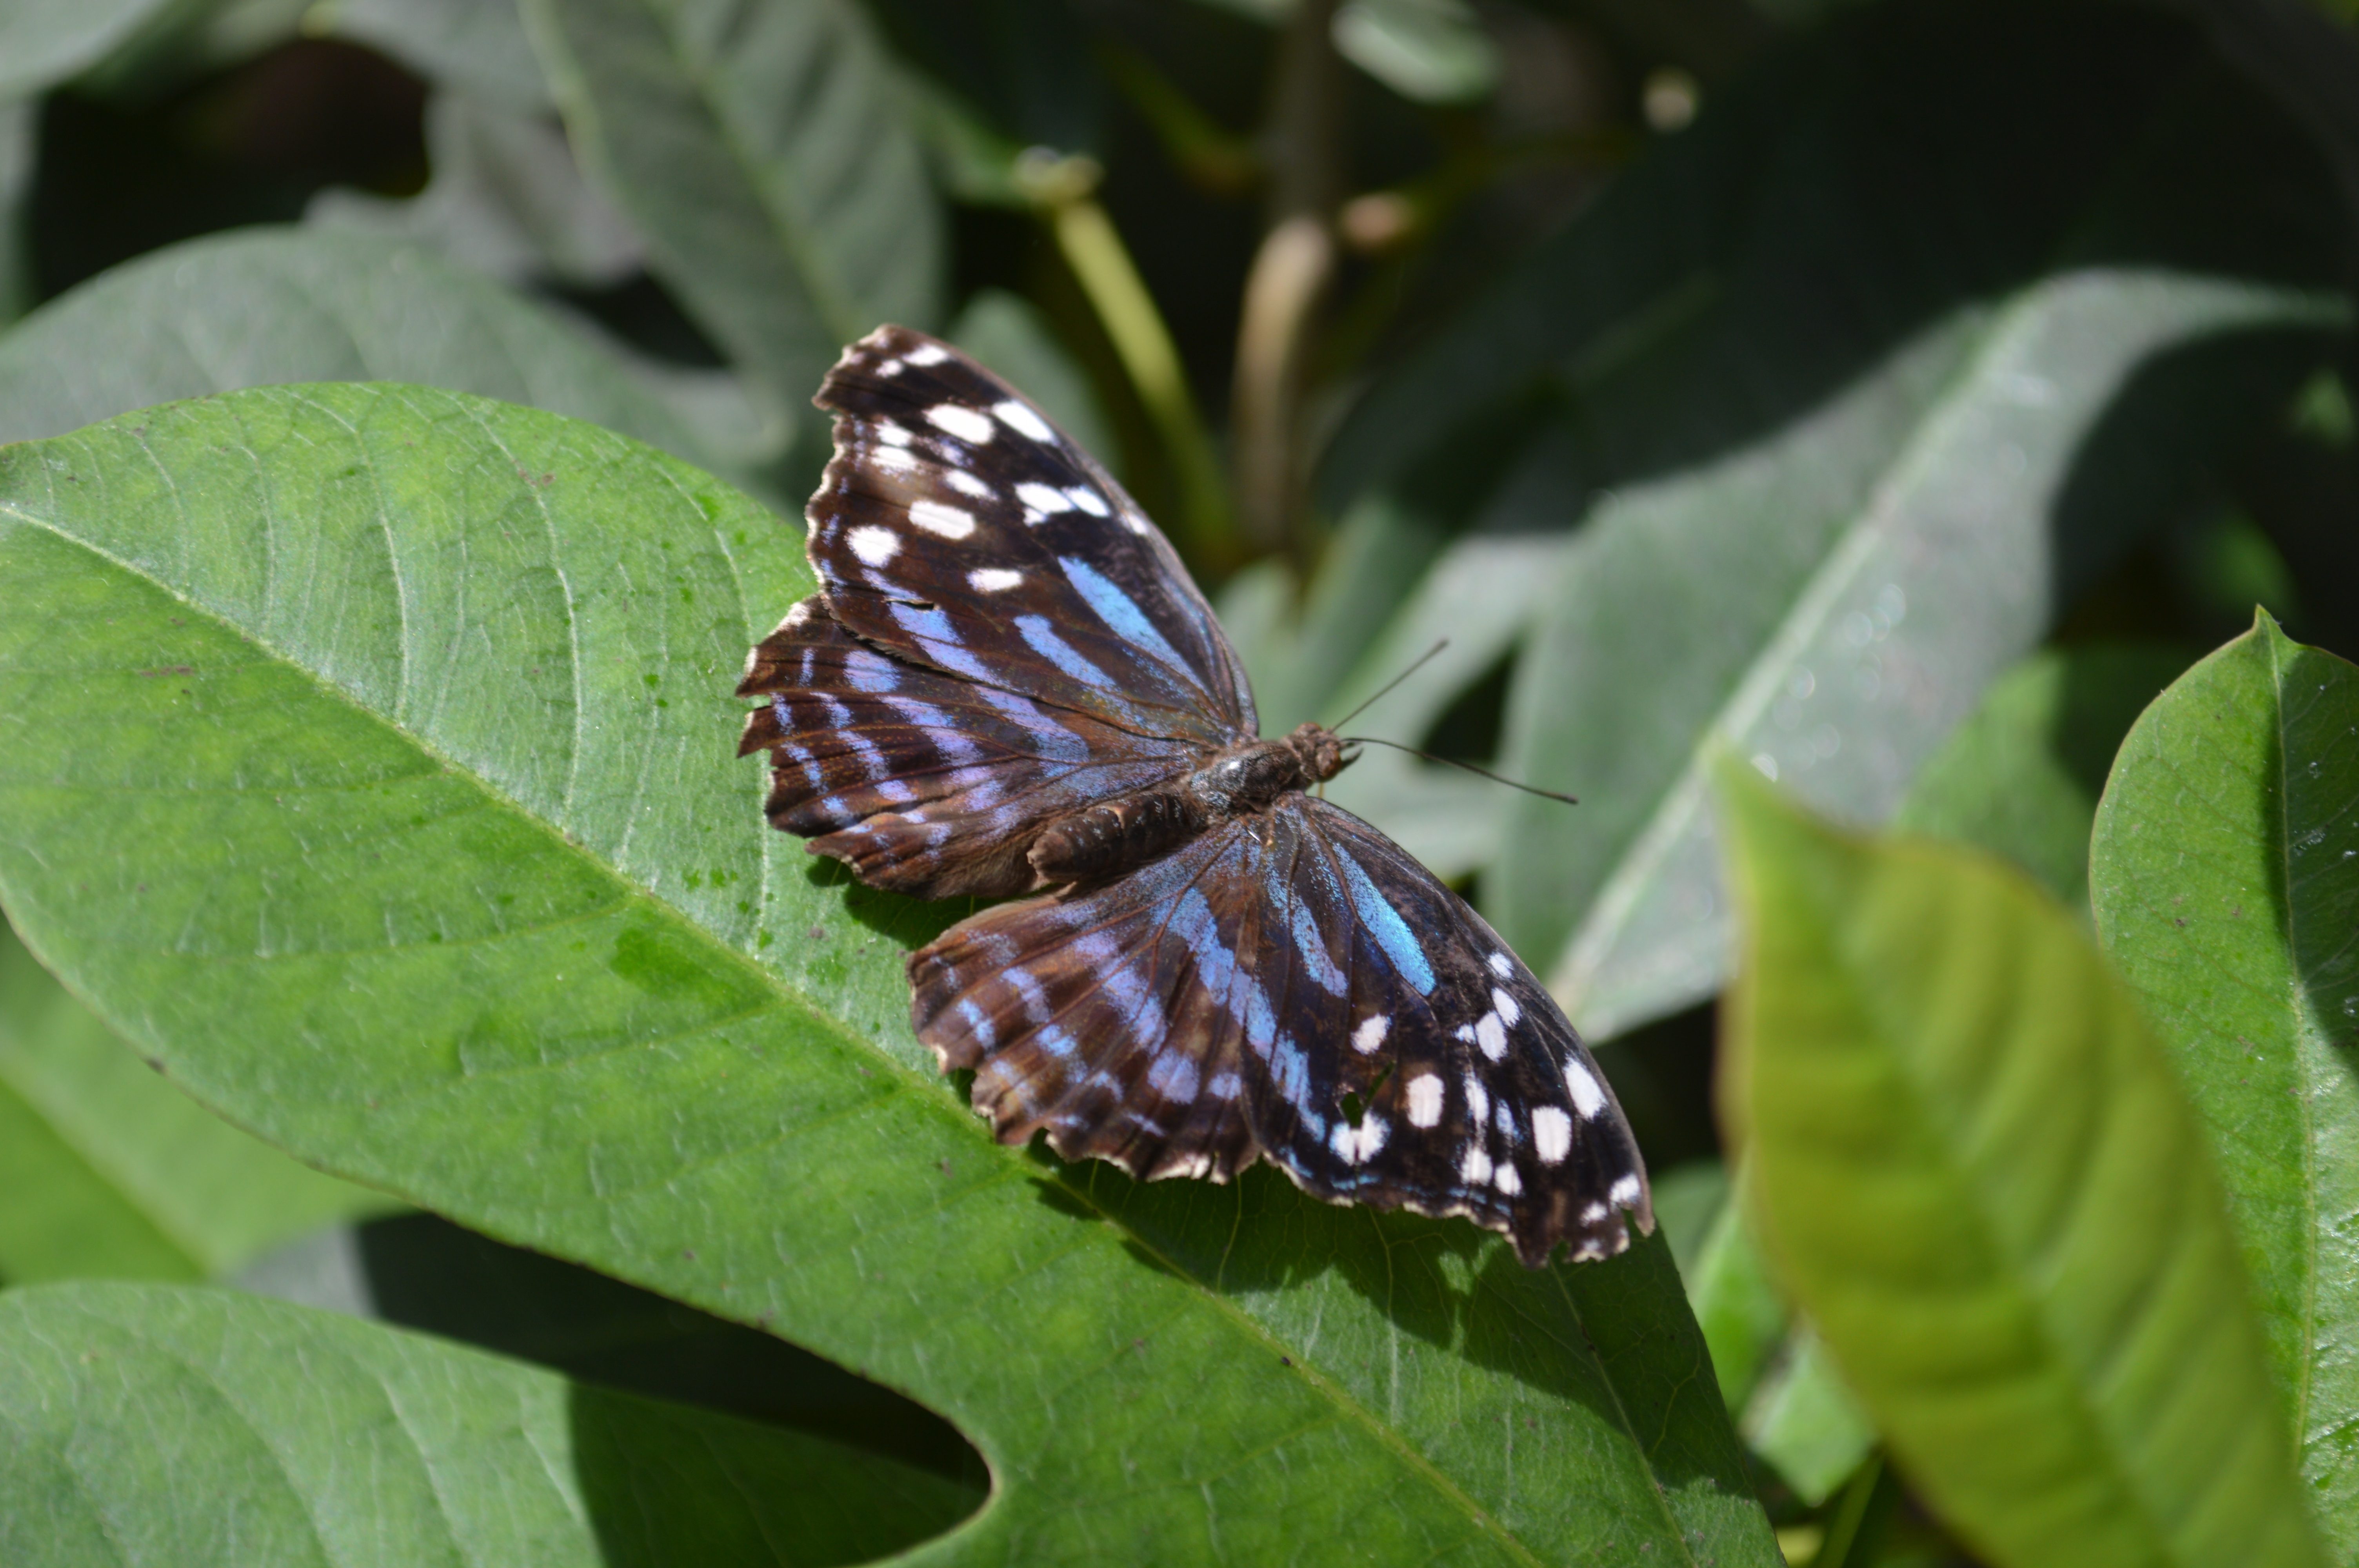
[0,410,1679,1567]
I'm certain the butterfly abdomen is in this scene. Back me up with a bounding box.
[1028,788,1206,884]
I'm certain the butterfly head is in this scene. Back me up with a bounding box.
[1283,722,1355,785]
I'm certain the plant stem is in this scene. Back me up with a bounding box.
[1232,0,1343,566]
[1025,154,1238,572]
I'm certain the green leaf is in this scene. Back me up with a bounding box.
[0,100,33,330]
[1716,756,2324,1568]
[0,1281,980,1567]
[1740,1330,1874,1510]
[2089,612,2359,1556]
[1320,4,2348,1042]
[0,0,178,98]
[234,1210,989,1487]
[521,0,945,407]
[320,0,554,107]
[1894,644,2194,909]
[308,93,645,290]
[0,915,391,1285]
[0,228,725,471]
[0,385,1777,1565]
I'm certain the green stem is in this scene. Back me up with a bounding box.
[1030,161,1238,571]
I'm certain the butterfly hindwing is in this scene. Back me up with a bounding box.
[1248,797,1650,1265]
[806,326,1255,743]
[907,822,1268,1182]
[904,795,1651,1265]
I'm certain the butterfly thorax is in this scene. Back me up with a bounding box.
[1027,723,1353,887]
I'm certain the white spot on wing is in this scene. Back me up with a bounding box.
[871,444,918,473]
[995,400,1054,442]
[1462,1073,1489,1125]
[1487,951,1512,978]
[1065,486,1110,517]
[1492,988,1521,1026]
[1565,1059,1607,1119]
[909,500,976,539]
[1015,482,1070,523]
[1404,1073,1444,1128]
[848,526,899,566]
[1581,1201,1608,1223]
[1475,1012,1507,1061]
[946,468,993,499]
[904,343,950,367]
[1459,1146,1493,1185]
[1330,1116,1389,1165]
[875,420,913,447]
[1532,1107,1573,1165]
[1352,1014,1389,1054]
[969,567,1023,592]
[1609,1173,1643,1208]
[926,404,994,443]
[1494,1163,1522,1196]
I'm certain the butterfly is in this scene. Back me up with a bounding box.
[738,326,1652,1267]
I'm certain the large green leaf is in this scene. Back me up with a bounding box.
[0,916,390,1285]
[0,385,1776,1565]
[0,0,178,98]
[0,228,721,468]
[322,0,554,107]
[1321,2,2349,1042]
[1717,758,2323,1568]
[2090,613,2359,1556]
[307,93,646,291]
[0,1281,979,1567]
[521,0,944,408]
[1894,643,2195,909]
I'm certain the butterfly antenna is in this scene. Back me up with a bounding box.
[1327,640,1449,731]
[1337,735,1580,806]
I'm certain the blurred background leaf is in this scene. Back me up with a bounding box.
[0,915,394,1286]
[1719,759,2324,1568]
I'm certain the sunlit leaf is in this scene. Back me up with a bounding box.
[0,385,1777,1565]
[2090,612,2359,1556]
[1718,757,2323,1568]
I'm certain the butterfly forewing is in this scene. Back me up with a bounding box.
[807,327,1254,741]
[739,599,1199,897]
